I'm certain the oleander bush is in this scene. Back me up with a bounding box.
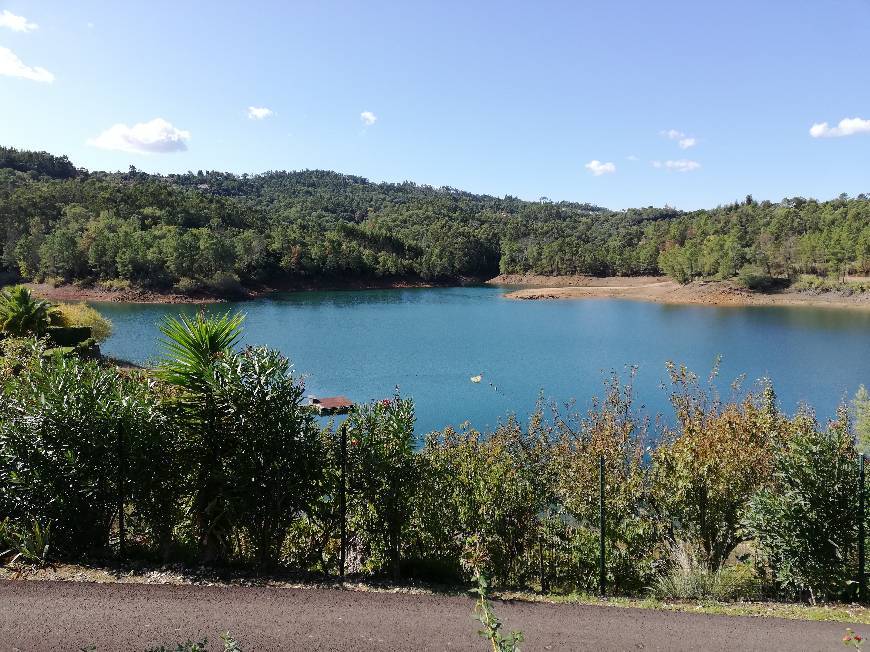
[0,315,867,605]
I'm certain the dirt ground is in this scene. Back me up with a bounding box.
[488,274,870,310]
[0,579,861,651]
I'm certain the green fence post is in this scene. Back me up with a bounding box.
[599,454,606,597]
[117,421,126,558]
[860,453,866,602]
[339,420,347,582]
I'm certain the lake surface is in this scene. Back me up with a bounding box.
[92,286,870,435]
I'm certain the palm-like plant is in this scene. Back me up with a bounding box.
[159,310,245,396]
[0,285,55,336]
[158,310,245,562]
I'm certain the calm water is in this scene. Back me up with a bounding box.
[92,286,870,434]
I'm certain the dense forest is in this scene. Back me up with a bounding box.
[1,145,869,294]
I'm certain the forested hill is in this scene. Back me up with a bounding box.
[1,145,869,295]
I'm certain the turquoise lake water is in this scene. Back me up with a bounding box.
[92,286,870,435]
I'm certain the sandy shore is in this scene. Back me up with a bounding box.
[488,274,870,310]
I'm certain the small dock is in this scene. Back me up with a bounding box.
[308,395,355,416]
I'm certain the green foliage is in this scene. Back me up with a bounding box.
[415,416,551,586]
[52,302,113,342]
[743,409,859,602]
[856,386,870,455]
[159,310,245,562]
[2,313,869,606]
[4,146,870,290]
[0,518,52,565]
[649,540,760,601]
[210,346,325,566]
[0,285,54,336]
[735,264,778,291]
[474,572,524,652]
[651,365,786,570]
[345,394,418,578]
[0,346,178,556]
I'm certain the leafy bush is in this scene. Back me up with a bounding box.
[346,394,419,578]
[735,264,778,291]
[743,408,859,602]
[651,364,786,570]
[0,348,177,557]
[52,302,113,342]
[551,373,656,593]
[210,346,325,567]
[414,414,552,587]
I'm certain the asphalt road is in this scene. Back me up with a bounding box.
[0,580,860,651]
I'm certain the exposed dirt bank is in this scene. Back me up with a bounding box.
[25,276,481,305]
[489,274,870,310]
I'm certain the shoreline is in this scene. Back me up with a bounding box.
[24,276,482,305]
[488,274,870,310]
[22,274,870,310]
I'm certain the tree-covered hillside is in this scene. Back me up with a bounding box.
[1,145,869,294]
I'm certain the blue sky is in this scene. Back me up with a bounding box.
[1,0,869,210]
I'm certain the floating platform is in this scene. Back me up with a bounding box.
[308,395,354,416]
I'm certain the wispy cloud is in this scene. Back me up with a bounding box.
[0,9,38,32]
[810,117,870,138]
[626,154,639,161]
[652,159,701,172]
[0,46,53,82]
[247,106,274,120]
[661,129,697,149]
[585,160,616,176]
[88,118,190,153]
[360,111,377,126]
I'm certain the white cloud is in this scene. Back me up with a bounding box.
[247,106,274,120]
[88,118,190,153]
[678,137,696,149]
[651,159,701,172]
[626,154,639,161]
[360,111,377,126]
[585,160,616,176]
[662,129,697,149]
[0,46,53,82]
[810,117,870,138]
[0,9,38,32]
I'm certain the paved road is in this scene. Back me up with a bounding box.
[0,580,860,651]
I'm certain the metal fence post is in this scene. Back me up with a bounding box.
[599,454,606,597]
[339,420,347,582]
[860,453,866,602]
[117,421,126,558]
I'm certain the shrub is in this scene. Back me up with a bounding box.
[346,393,418,579]
[210,346,325,567]
[650,363,786,569]
[743,407,859,602]
[0,348,178,557]
[52,302,113,342]
[649,539,760,601]
[415,415,551,587]
[551,372,656,593]
[735,264,778,291]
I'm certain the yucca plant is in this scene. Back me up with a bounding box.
[158,310,245,562]
[159,311,245,397]
[0,285,55,336]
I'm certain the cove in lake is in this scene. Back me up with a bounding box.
[92,286,870,435]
